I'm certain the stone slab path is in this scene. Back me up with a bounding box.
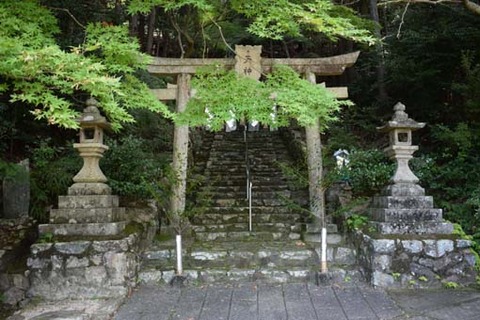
[113,283,480,320]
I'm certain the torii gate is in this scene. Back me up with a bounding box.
[147,46,359,249]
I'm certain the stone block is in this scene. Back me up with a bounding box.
[327,234,343,245]
[138,270,163,284]
[401,240,423,254]
[66,257,90,269]
[2,162,30,219]
[372,271,395,287]
[3,286,25,306]
[27,257,47,269]
[92,239,129,253]
[373,255,391,271]
[372,196,434,209]
[370,221,454,235]
[50,207,125,224]
[54,241,91,255]
[335,247,356,265]
[57,195,119,209]
[11,273,30,290]
[51,255,63,270]
[39,221,126,237]
[456,239,472,249]
[85,266,108,284]
[279,250,312,260]
[382,183,425,197]
[424,240,454,258]
[30,243,53,255]
[104,252,128,285]
[191,251,227,261]
[288,233,301,240]
[370,208,442,223]
[371,239,396,254]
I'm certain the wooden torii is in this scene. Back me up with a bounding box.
[147,46,359,244]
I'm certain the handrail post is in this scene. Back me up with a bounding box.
[244,126,253,232]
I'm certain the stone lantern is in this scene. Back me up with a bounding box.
[377,102,425,196]
[68,97,111,196]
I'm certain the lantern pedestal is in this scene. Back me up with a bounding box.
[352,103,477,288]
[28,99,138,303]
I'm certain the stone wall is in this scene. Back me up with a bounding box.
[27,234,140,301]
[353,231,477,288]
[0,218,36,308]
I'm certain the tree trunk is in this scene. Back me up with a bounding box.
[305,71,325,228]
[170,73,190,218]
[369,0,388,103]
[146,7,157,55]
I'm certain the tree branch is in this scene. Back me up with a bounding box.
[378,0,461,6]
[463,0,480,14]
[47,7,85,29]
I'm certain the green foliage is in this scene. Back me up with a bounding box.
[128,0,212,14]
[0,160,28,182]
[266,65,352,129]
[411,123,480,250]
[230,0,376,43]
[443,281,460,289]
[101,136,169,200]
[29,141,81,222]
[347,149,393,197]
[345,213,369,231]
[38,232,54,243]
[0,0,171,130]
[180,67,273,130]
[181,65,350,130]
[129,0,375,44]
[146,164,212,235]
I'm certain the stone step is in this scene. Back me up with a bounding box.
[194,230,301,241]
[139,267,316,284]
[198,206,297,215]
[191,212,303,225]
[139,240,359,284]
[199,190,292,201]
[191,222,302,234]
[211,197,289,207]
[143,241,317,269]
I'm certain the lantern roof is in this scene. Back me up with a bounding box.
[377,102,425,132]
[78,98,111,129]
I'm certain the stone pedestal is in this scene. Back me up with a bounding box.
[27,235,139,301]
[355,103,477,288]
[28,99,135,302]
[39,194,126,237]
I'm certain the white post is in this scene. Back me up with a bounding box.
[249,182,253,232]
[176,234,183,275]
[321,227,328,273]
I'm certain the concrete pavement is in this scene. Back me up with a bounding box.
[113,283,480,320]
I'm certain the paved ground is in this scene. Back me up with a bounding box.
[7,282,480,319]
[113,283,480,320]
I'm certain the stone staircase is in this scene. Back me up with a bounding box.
[140,129,360,284]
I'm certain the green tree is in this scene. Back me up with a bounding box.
[0,0,171,130]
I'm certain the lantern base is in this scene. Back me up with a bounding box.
[68,182,111,196]
[382,183,425,197]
